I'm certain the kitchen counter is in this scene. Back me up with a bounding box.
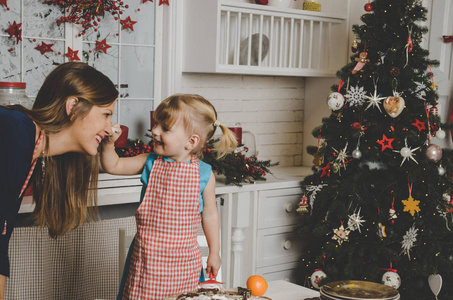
[19,166,313,214]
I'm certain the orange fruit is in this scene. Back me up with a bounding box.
[246,275,268,296]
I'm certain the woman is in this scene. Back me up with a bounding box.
[0,62,119,299]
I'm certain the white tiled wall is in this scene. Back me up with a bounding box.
[181,73,305,167]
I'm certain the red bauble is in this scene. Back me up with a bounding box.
[351,122,362,130]
[364,3,372,12]
[389,219,395,225]
[255,0,268,4]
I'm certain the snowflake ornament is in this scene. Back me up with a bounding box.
[348,208,366,232]
[401,225,418,259]
[414,81,428,100]
[332,224,351,245]
[306,184,327,208]
[402,195,421,216]
[345,85,366,107]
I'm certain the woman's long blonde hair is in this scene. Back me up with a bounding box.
[12,62,118,238]
[154,94,237,158]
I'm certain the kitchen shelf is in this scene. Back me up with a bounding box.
[183,0,349,77]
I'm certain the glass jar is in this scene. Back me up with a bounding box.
[0,82,34,109]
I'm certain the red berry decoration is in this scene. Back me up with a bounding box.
[364,2,372,12]
[45,0,129,35]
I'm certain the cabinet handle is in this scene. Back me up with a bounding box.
[285,203,294,213]
[283,240,292,250]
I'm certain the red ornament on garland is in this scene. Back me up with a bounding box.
[65,47,80,62]
[364,2,372,12]
[95,38,112,54]
[121,16,137,31]
[6,21,22,44]
[159,0,169,5]
[376,134,395,151]
[35,41,54,55]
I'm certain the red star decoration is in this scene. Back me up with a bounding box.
[411,118,426,132]
[95,38,112,54]
[0,0,8,8]
[35,41,54,55]
[376,134,395,151]
[320,162,331,178]
[159,0,169,5]
[65,47,80,61]
[6,21,22,43]
[120,16,137,31]
[142,0,153,2]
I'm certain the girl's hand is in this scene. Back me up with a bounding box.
[104,123,122,145]
[206,252,221,278]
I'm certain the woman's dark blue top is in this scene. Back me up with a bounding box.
[0,107,36,277]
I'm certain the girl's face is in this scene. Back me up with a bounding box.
[152,118,192,162]
[72,102,116,155]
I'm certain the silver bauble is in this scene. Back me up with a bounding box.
[438,166,446,176]
[435,129,446,140]
[425,144,442,163]
[352,149,362,159]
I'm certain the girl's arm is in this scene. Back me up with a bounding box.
[202,172,221,278]
[101,124,148,175]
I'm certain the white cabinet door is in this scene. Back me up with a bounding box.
[424,0,453,148]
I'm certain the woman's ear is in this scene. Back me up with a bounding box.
[186,134,201,151]
[66,97,79,117]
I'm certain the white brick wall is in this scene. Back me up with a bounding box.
[181,73,305,167]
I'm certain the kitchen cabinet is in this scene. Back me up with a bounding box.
[18,166,313,289]
[183,0,349,76]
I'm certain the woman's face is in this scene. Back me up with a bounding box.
[72,102,116,155]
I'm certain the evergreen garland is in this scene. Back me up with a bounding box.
[201,139,279,186]
[115,138,278,186]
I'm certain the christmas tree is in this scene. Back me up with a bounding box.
[297,1,453,299]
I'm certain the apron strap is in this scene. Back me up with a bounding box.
[19,130,45,198]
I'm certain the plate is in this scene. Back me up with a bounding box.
[321,280,399,300]
[239,33,270,66]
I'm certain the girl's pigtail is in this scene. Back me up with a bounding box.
[214,124,238,159]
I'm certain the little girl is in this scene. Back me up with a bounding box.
[101,94,237,300]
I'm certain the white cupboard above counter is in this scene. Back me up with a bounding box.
[183,0,349,77]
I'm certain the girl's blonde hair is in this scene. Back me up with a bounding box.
[8,62,119,238]
[154,94,237,158]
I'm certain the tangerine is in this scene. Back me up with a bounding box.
[246,275,268,296]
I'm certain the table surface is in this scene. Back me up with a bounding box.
[264,280,320,300]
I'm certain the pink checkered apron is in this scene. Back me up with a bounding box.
[123,155,202,300]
